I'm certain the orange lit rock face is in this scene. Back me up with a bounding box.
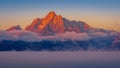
[38,12,56,29]
[25,18,42,32]
[25,11,65,35]
[51,15,65,33]
[37,12,65,35]
[25,11,92,35]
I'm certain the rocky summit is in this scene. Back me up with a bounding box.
[25,11,92,36]
[6,25,22,31]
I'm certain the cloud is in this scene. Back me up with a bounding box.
[0,30,117,42]
[0,30,119,51]
[89,32,107,37]
[55,32,90,41]
[0,30,14,40]
[0,30,91,42]
[0,30,39,41]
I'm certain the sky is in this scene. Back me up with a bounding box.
[0,0,120,31]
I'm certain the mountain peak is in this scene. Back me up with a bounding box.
[32,18,41,25]
[45,11,56,19]
[25,11,92,35]
[48,11,56,15]
[25,18,42,31]
[6,25,22,31]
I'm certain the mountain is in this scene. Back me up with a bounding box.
[62,18,92,32]
[6,25,22,31]
[25,11,92,36]
[2,11,120,51]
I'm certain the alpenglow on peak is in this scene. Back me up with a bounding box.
[24,11,92,36]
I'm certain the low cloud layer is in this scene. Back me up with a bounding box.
[0,30,118,42]
[0,30,114,42]
[0,30,120,51]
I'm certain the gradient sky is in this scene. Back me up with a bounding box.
[0,0,120,31]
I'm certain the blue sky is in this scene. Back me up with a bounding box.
[0,0,120,31]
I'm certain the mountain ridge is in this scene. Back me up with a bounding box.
[25,11,92,35]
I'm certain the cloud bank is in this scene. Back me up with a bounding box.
[0,30,120,51]
[0,30,113,42]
